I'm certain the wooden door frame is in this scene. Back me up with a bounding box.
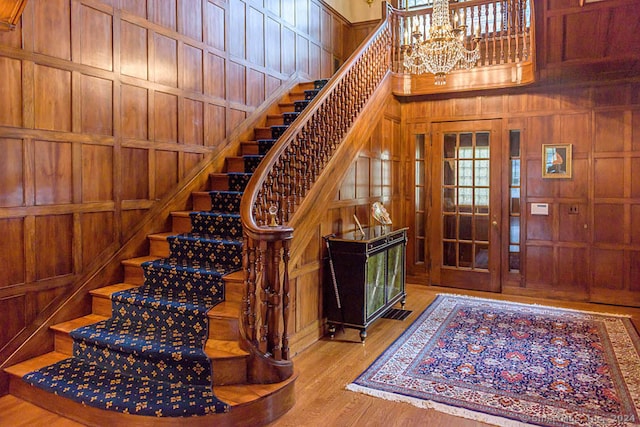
[429,119,503,292]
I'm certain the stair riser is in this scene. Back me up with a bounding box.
[171,214,192,233]
[209,174,230,191]
[212,357,248,386]
[193,192,213,211]
[120,265,243,303]
[190,214,242,239]
[265,116,284,127]
[209,317,239,341]
[168,239,242,268]
[54,331,73,356]
[226,157,245,173]
[150,239,169,257]
[254,128,272,139]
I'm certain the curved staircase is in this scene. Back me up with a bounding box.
[4,79,327,427]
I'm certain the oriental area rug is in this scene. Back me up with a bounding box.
[347,294,640,427]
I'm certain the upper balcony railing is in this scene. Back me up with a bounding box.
[390,0,535,92]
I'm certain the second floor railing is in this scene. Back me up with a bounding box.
[390,0,532,74]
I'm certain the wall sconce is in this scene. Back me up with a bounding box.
[366,0,374,6]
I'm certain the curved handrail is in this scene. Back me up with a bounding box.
[238,2,393,382]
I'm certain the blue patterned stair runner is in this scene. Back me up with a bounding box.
[22,79,328,418]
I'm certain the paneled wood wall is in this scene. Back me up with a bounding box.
[0,0,353,358]
[288,97,403,352]
[403,80,640,306]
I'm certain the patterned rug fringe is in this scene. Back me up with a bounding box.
[346,383,533,427]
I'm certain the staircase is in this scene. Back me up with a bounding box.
[4,79,328,427]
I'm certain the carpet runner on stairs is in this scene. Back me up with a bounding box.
[21,79,328,418]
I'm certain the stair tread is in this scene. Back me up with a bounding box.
[89,283,139,297]
[208,301,240,318]
[4,351,69,377]
[51,314,108,333]
[205,339,249,358]
[148,231,174,240]
[215,373,297,405]
[7,350,295,409]
[121,255,158,266]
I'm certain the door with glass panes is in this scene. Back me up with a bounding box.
[430,120,502,292]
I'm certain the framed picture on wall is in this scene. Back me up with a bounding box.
[542,144,572,179]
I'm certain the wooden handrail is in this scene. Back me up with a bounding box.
[238,2,393,383]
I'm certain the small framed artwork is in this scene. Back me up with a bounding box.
[542,144,572,179]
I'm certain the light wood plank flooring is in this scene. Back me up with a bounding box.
[3,284,640,427]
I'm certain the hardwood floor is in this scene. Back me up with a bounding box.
[3,283,640,427]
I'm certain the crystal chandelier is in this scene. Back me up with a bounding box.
[402,0,481,85]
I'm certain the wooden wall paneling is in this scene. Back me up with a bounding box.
[204,0,225,52]
[79,4,113,71]
[120,20,148,80]
[33,0,71,60]
[229,0,245,59]
[265,17,281,72]
[149,0,176,31]
[281,26,295,75]
[205,53,225,99]
[228,61,246,104]
[0,294,26,351]
[309,1,320,42]
[34,214,73,280]
[321,48,332,78]
[247,6,265,67]
[82,144,113,202]
[154,92,178,142]
[296,0,308,34]
[81,75,114,135]
[338,161,356,200]
[206,103,226,146]
[34,65,72,132]
[120,84,148,139]
[355,155,370,200]
[331,16,342,59]
[281,0,295,26]
[0,218,25,287]
[182,44,204,93]
[178,0,202,41]
[34,140,73,205]
[153,33,178,87]
[0,138,24,207]
[309,42,320,79]
[183,98,204,145]
[0,57,22,127]
[80,212,115,269]
[120,147,149,200]
[320,8,330,49]
[227,108,246,136]
[155,150,178,199]
[246,69,265,108]
[296,34,309,75]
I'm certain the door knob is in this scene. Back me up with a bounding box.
[492,221,498,227]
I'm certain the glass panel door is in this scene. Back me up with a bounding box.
[431,120,502,292]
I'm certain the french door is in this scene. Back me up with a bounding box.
[430,120,502,292]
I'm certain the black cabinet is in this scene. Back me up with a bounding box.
[324,226,407,342]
